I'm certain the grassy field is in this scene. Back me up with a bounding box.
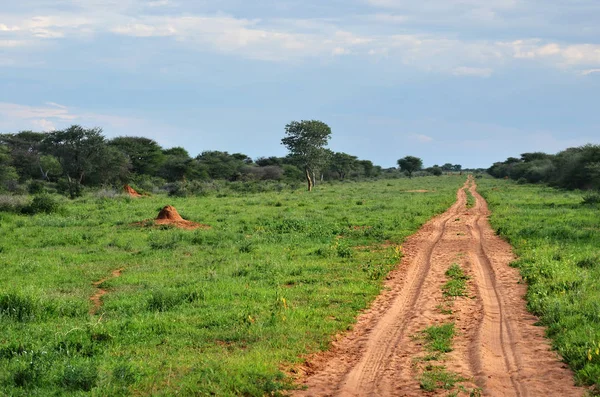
[0,176,463,396]
[478,178,600,392]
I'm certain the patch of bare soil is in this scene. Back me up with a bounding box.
[293,176,584,396]
[133,205,210,230]
[124,184,142,197]
[90,268,123,315]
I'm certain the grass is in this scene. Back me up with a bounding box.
[419,364,465,392]
[0,176,464,396]
[422,323,456,355]
[443,264,469,298]
[478,177,600,391]
[464,188,475,208]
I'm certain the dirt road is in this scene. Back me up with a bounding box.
[294,177,584,396]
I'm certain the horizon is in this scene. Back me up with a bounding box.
[1,1,599,169]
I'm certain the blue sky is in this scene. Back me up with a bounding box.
[1,0,599,168]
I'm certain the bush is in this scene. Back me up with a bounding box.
[27,180,47,194]
[22,194,61,215]
[582,191,600,205]
[0,195,29,213]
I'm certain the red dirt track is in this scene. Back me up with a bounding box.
[294,177,584,396]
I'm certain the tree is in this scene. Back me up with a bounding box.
[329,152,358,180]
[0,145,18,190]
[430,166,443,176]
[109,136,165,176]
[195,151,249,180]
[42,125,106,198]
[160,147,201,182]
[0,131,52,181]
[397,156,423,178]
[281,120,331,191]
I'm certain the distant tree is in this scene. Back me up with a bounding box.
[281,120,331,191]
[42,125,106,198]
[87,145,131,186]
[520,152,549,163]
[196,151,249,180]
[397,156,423,178]
[441,163,454,171]
[452,164,462,172]
[0,145,18,190]
[359,160,379,178]
[160,147,201,182]
[255,156,283,167]
[109,136,165,176]
[431,166,443,176]
[329,151,359,180]
[0,131,52,181]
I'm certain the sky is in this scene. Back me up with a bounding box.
[1,0,599,169]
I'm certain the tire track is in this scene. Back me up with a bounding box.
[294,177,584,396]
[466,179,525,396]
[295,182,469,396]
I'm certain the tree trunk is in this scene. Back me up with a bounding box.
[305,168,313,191]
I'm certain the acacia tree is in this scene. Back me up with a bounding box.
[397,155,423,178]
[281,120,331,191]
[42,125,106,198]
[329,151,359,180]
[109,136,165,176]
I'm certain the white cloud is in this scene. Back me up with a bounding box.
[31,119,57,131]
[502,39,600,66]
[0,1,599,71]
[332,47,350,56]
[411,133,434,143]
[0,23,20,31]
[0,102,142,133]
[453,66,493,77]
[581,68,600,75]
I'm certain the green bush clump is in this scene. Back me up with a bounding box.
[0,195,29,213]
[582,191,600,205]
[22,194,61,215]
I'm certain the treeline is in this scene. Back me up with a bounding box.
[0,125,386,197]
[488,144,600,190]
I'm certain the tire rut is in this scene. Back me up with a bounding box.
[294,178,584,397]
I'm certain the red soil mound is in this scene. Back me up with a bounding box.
[124,184,142,197]
[156,205,184,221]
[153,205,210,230]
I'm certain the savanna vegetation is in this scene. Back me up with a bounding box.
[0,123,471,200]
[0,176,464,395]
[487,144,600,191]
[478,177,600,392]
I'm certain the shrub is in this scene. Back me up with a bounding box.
[27,180,47,194]
[0,195,29,213]
[22,194,61,215]
[582,191,600,205]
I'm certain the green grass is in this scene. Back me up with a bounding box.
[422,323,456,355]
[442,264,469,298]
[478,178,600,391]
[464,188,475,208]
[0,176,464,396]
[419,364,465,392]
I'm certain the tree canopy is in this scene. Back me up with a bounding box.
[281,120,331,191]
[397,156,423,178]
